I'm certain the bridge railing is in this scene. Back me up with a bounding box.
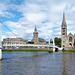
[2,43,54,47]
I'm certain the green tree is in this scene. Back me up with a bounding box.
[54,37,61,47]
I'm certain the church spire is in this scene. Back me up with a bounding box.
[34,26,38,34]
[34,26,37,32]
[62,11,66,25]
[63,11,65,22]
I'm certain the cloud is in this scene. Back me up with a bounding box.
[0,0,75,41]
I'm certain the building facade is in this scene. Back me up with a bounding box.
[3,38,28,44]
[2,38,28,49]
[61,12,75,48]
[32,27,46,44]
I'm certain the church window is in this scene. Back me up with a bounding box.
[69,37,72,42]
[63,29,65,32]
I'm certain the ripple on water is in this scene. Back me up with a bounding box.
[0,51,75,75]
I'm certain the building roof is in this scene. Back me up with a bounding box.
[38,38,46,42]
[3,38,28,41]
[68,32,73,37]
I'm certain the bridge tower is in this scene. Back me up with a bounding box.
[0,22,2,60]
[53,38,55,52]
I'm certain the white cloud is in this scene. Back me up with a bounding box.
[0,0,75,41]
[25,13,47,23]
[0,1,15,18]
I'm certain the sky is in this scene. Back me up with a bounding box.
[0,0,75,41]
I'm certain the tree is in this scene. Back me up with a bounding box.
[54,37,61,47]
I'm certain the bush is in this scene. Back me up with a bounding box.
[62,48,64,50]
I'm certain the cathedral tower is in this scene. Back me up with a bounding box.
[32,27,38,44]
[61,11,67,47]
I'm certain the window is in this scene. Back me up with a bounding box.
[69,37,72,42]
[63,33,65,35]
[63,29,65,32]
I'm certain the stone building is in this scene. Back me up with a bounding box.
[61,12,75,48]
[32,27,46,44]
[2,38,28,45]
[2,38,28,49]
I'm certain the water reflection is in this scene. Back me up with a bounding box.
[33,52,39,75]
[62,53,68,75]
[62,52,75,75]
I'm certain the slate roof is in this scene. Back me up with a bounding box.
[38,38,46,42]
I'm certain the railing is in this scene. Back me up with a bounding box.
[2,43,59,48]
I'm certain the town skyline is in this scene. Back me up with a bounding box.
[0,0,75,41]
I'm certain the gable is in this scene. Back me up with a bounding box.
[67,33,74,38]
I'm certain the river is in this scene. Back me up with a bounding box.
[0,51,75,75]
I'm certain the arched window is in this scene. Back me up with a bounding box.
[69,37,72,42]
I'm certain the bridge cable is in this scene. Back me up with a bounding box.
[0,21,19,38]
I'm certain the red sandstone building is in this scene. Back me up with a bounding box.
[31,27,46,44]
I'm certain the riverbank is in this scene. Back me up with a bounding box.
[62,49,75,52]
[2,48,75,52]
[2,48,53,51]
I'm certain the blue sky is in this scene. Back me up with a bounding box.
[0,0,75,41]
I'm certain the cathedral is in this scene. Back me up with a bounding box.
[61,12,75,49]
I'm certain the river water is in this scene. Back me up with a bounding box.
[0,51,75,75]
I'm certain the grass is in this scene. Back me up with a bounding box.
[2,48,53,51]
[62,48,75,52]
[68,49,75,52]
[20,46,37,48]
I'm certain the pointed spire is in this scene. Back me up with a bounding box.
[34,26,37,32]
[34,26,38,34]
[63,11,65,22]
[62,11,66,25]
